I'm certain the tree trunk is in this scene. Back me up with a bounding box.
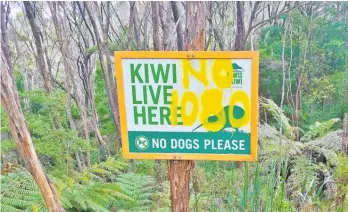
[171,1,184,51]
[102,2,122,148]
[1,2,11,71]
[151,2,161,51]
[133,3,141,49]
[336,113,347,208]
[161,2,172,50]
[234,2,245,51]
[342,113,348,154]
[24,1,62,130]
[49,2,84,171]
[151,1,164,183]
[128,2,135,50]
[85,2,121,149]
[24,2,52,93]
[1,43,65,212]
[168,160,195,212]
[84,2,112,148]
[168,2,205,212]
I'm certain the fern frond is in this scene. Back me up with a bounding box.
[288,156,320,201]
[260,97,296,139]
[115,173,155,211]
[1,171,44,211]
[300,118,340,142]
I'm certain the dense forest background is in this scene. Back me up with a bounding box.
[1,1,348,211]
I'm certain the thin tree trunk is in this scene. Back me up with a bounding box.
[161,2,172,50]
[49,2,83,171]
[151,2,161,51]
[295,4,313,141]
[171,1,184,51]
[280,17,289,144]
[1,2,11,70]
[24,1,62,130]
[151,1,163,183]
[336,112,348,208]
[102,2,122,148]
[168,2,205,212]
[207,2,224,50]
[133,3,141,49]
[1,43,65,212]
[78,99,91,167]
[84,2,111,148]
[234,2,245,50]
[128,2,135,50]
[342,113,348,154]
[24,2,52,93]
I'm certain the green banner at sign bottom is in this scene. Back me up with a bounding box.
[128,131,251,154]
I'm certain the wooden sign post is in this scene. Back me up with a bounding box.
[114,4,259,212]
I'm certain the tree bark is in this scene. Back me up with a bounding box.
[128,2,135,50]
[84,2,121,149]
[1,2,11,71]
[168,2,205,212]
[84,2,112,148]
[171,1,184,51]
[133,3,141,50]
[207,2,224,50]
[168,160,195,212]
[1,39,65,212]
[49,2,84,171]
[24,2,53,93]
[100,2,122,148]
[151,2,161,51]
[161,2,172,50]
[151,1,164,183]
[342,113,348,154]
[234,1,245,50]
[24,1,62,130]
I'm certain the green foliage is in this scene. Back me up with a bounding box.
[260,98,296,139]
[335,154,348,186]
[334,154,348,211]
[32,128,92,175]
[57,157,131,211]
[115,173,155,211]
[95,63,116,135]
[1,158,131,212]
[1,106,10,133]
[134,160,155,176]
[301,118,340,142]
[306,77,335,105]
[59,182,129,212]
[1,170,46,212]
[22,90,67,119]
[288,156,320,202]
[78,157,128,183]
[86,46,98,55]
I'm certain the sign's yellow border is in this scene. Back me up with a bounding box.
[114,51,259,161]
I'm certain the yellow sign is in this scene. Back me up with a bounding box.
[115,51,259,161]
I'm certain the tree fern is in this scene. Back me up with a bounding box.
[1,158,131,212]
[260,97,296,139]
[115,173,155,211]
[78,157,128,183]
[56,157,131,211]
[300,118,340,142]
[287,156,320,204]
[1,170,47,212]
[151,181,170,211]
[59,182,130,212]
